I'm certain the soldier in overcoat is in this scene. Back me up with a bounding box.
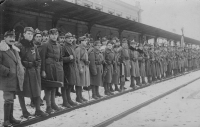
[143,43,152,83]
[17,27,48,118]
[0,30,25,126]
[88,40,104,99]
[149,46,157,81]
[41,30,49,45]
[40,28,63,113]
[138,43,146,85]
[75,36,90,103]
[121,38,130,79]
[129,40,140,89]
[62,32,79,107]
[103,41,115,95]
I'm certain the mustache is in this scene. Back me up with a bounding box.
[9,40,15,43]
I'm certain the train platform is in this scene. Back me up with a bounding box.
[0,70,198,127]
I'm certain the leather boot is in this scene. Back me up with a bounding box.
[136,77,142,86]
[119,82,125,92]
[34,97,48,117]
[110,84,115,92]
[104,83,110,96]
[148,77,152,84]
[80,87,88,102]
[51,89,62,111]
[114,84,120,92]
[76,86,84,104]
[18,95,31,118]
[71,86,76,93]
[96,86,103,98]
[92,85,99,100]
[3,103,12,127]
[61,88,72,108]
[142,77,146,85]
[130,76,135,89]
[67,86,78,107]
[10,103,21,124]
[108,84,114,95]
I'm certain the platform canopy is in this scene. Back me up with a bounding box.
[2,0,200,45]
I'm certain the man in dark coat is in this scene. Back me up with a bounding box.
[0,30,24,126]
[41,30,49,45]
[16,27,48,118]
[88,40,104,99]
[62,32,79,107]
[40,28,64,114]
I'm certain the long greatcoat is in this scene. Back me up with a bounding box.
[40,40,64,86]
[144,50,151,77]
[16,39,41,97]
[75,44,90,87]
[0,40,24,92]
[129,47,140,77]
[88,47,104,86]
[121,46,130,77]
[62,43,80,86]
[149,50,156,77]
[103,48,115,83]
[138,49,146,77]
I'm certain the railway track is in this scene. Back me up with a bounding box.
[94,71,200,127]
[13,69,199,127]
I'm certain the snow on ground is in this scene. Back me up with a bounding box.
[0,71,200,127]
[109,75,200,127]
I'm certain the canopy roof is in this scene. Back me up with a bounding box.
[2,0,200,45]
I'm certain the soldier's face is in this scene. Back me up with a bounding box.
[59,36,65,43]
[107,43,112,49]
[49,33,58,41]
[82,40,88,46]
[65,37,73,44]
[102,40,108,45]
[42,35,49,42]
[24,31,34,41]
[95,44,101,50]
[4,35,15,45]
[34,34,42,43]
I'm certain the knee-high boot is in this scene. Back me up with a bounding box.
[34,97,48,117]
[96,86,103,98]
[110,84,115,92]
[130,76,135,89]
[76,86,84,104]
[10,103,21,124]
[18,95,31,118]
[45,89,53,114]
[108,83,114,95]
[136,77,141,86]
[114,84,120,92]
[61,87,72,108]
[92,85,99,99]
[104,83,110,96]
[67,86,78,106]
[51,89,62,111]
[142,77,146,85]
[80,86,88,102]
[3,102,12,127]
[119,81,125,92]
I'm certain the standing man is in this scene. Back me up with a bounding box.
[75,36,90,103]
[88,40,104,99]
[129,40,140,89]
[0,30,24,126]
[62,32,79,107]
[16,27,48,118]
[40,28,63,113]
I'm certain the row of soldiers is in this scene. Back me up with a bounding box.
[0,27,200,127]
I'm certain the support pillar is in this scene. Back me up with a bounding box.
[52,13,61,28]
[118,29,123,40]
[154,37,158,47]
[87,22,95,34]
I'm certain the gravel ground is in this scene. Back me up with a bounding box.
[0,71,200,127]
[109,75,200,127]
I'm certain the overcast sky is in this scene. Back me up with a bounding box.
[122,0,200,41]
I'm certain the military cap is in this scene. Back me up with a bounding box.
[4,29,15,37]
[49,28,58,34]
[102,37,107,42]
[35,28,41,34]
[90,38,94,43]
[129,39,137,45]
[42,30,49,36]
[84,33,90,38]
[24,27,34,33]
[65,32,73,38]
[122,38,127,43]
[59,32,65,37]
[93,40,101,46]
[79,36,87,41]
